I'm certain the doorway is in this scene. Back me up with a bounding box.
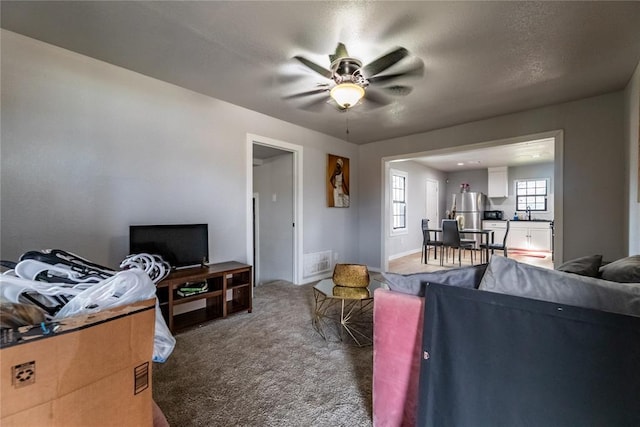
[247,134,303,285]
[381,130,564,272]
[425,178,439,228]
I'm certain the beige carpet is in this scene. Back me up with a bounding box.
[153,281,373,426]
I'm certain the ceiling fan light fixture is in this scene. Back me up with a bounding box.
[330,83,365,109]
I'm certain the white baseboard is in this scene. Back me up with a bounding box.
[300,271,332,285]
[388,247,422,261]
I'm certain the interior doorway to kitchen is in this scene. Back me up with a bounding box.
[382,130,564,273]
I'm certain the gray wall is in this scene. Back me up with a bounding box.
[253,154,293,284]
[445,169,489,214]
[359,92,627,266]
[0,30,359,275]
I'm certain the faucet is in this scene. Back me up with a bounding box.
[526,206,531,221]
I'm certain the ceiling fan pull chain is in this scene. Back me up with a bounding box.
[345,113,350,141]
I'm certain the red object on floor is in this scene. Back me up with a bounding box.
[508,250,549,259]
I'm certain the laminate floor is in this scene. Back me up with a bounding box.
[388,248,554,275]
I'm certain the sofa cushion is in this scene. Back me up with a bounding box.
[382,264,487,297]
[556,254,602,277]
[478,256,640,317]
[599,255,640,283]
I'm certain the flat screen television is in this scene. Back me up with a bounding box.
[129,224,209,269]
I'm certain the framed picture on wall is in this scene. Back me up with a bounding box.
[327,154,350,207]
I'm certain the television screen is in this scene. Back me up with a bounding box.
[129,224,209,269]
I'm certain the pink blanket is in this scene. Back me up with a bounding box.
[372,288,424,427]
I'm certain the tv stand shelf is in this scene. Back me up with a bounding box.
[156,261,252,333]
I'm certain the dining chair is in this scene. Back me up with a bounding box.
[480,219,510,262]
[441,219,475,266]
[451,216,477,252]
[421,219,443,264]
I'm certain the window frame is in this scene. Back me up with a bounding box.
[390,169,408,236]
[515,178,549,212]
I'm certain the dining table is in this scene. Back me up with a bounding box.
[425,228,494,264]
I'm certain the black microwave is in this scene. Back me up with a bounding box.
[484,210,504,220]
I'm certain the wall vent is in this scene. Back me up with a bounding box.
[303,251,332,277]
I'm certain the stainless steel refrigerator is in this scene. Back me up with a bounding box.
[453,192,486,247]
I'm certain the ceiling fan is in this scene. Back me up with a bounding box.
[286,42,423,111]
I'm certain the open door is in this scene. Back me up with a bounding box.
[426,178,439,228]
[247,134,303,285]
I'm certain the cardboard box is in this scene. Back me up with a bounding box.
[0,299,156,426]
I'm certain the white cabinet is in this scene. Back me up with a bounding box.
[482,220,507,244]
[529,227,552,251]
[508,221,552,251]
[488,166,508,198]
[508,227,529,249]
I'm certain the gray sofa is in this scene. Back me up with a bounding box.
[374,255,640,427]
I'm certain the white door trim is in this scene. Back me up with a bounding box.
[252,193,260,285]
[246,133,304,285]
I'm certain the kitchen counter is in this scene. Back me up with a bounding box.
[511,219,553,222]
[482,219,553,222]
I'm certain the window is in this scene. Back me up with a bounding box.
[390,169,407,234]
[516,179,548,211]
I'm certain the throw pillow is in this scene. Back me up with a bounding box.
[382,264,487,297]
[556,254,602,277]
[478,256,640,317]
[599,255,640,283]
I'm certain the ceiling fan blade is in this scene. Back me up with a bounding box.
[283,87,329,100]
[293,56,332,79]
[276,73,312,85]
[362,47,409,78]
[363,89,391,108]
[368,60,424,84]
[381,85,413,96]
[299,97,331,112]
[329,42,350,64]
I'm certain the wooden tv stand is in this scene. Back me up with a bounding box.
[156,261,252,333]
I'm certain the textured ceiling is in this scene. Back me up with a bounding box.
[411,137,555,172]
[2,1,640,145]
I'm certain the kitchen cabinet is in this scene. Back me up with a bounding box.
[482,220,507,244]
[508,221,552,251]
[488,166,508,198]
